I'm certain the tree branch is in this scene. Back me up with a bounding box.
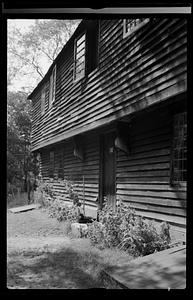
[9,49,44,78]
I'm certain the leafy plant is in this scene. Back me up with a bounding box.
[36,178,83,223]
[48,198,80,222]
[87,199,171,257]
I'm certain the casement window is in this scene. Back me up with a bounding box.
[123,18,149,38]
[49,65,56,108]
[171,112,187,184]
[49,150,54,177]
[49,149,64,179]
[73,20,99,82]
[55,149,64,179]
[41,86,46,115]
[74,33,86,81]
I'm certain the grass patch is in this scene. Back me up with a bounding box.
[7,237,134,289]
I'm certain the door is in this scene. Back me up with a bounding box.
[100,131,116,208]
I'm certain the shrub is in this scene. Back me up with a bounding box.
[87,221,105,249]
[35,178,83,223]
[48,198,80,222]
[87,200,171,257]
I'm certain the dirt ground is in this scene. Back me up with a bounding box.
[7,207,132,289]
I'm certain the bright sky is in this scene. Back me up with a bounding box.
[8,19,81,93]
[7,19,50,31]
[8,19,56,92]
[8,19,35,32]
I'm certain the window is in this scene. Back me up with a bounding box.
[49,65,56,108]
[171,112,187,184]
[74,33,86,81]
[49,150,54,177]
[41,86,46,115]
[123,18,149,38]
[73,20,99,82]
[55,148,64,179]
[86,20,99,75]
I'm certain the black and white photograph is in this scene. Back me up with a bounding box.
[4,3,191,290]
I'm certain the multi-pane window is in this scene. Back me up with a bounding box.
[54,149,64,179]
[171,112,187,184]
[41,86,46,115]
[123,18,149,38]
[73,21,99,82]
[49,65,56,108]
[74,33,86,81]
[49,150,54,177]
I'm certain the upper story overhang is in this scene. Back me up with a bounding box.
[29,18,187,152]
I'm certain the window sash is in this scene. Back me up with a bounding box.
[49,65,56,107]
[41,87,46,115]
[49,151,54,177]
[74,33,86,81]
[123,18,149,38]
[171,112,187,183]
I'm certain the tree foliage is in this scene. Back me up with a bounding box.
[7,19,81,190]
[7,91,32,184]
[8,19,81,92]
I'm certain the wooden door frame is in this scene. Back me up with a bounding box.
[99,131,116,209]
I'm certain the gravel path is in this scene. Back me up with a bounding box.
[7,208,105,289]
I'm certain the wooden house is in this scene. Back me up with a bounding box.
[28,18,187,239]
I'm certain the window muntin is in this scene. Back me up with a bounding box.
[49,65,56,108]
[171,112,187,184]
[74,33,86,81]
[123,18,149,38]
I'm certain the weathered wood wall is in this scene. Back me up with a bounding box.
[39,134,100,216]
[116,109,186,226]
[38,105,186,226]
[31,18,187,151]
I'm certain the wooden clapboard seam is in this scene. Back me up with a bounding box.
[117,183,186,191]
[116,193,186,207]
[41,40,187,124]
[32,48,187,139]
[32,26,186,124]
[37,72,186,139]
[117,189,186,200]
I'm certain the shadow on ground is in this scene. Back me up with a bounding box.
[107,249,186,289]
[7,246,108,289]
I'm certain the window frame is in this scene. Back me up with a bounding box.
[41,85,46,116]
[170,111,187,185]
[49,150,55,178]
[123,18,150,39]
[73,31,86,82]
[49,64,57,108]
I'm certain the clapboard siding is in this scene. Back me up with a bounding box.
[40,135,100,208]
[30,18,187,150]
[116,110,186,219]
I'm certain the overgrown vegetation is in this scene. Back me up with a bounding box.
[36,179,171,257]
[87,200,171,257]
[7,91,39,199]
[36,178,83,223]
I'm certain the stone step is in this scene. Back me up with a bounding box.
[71,222,88,238]
[8,204,41,214]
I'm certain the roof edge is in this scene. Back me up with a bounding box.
[27,19,86,100]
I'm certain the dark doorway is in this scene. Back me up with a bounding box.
[100,131,116,208]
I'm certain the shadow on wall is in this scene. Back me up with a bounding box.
[98,18,187,121]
